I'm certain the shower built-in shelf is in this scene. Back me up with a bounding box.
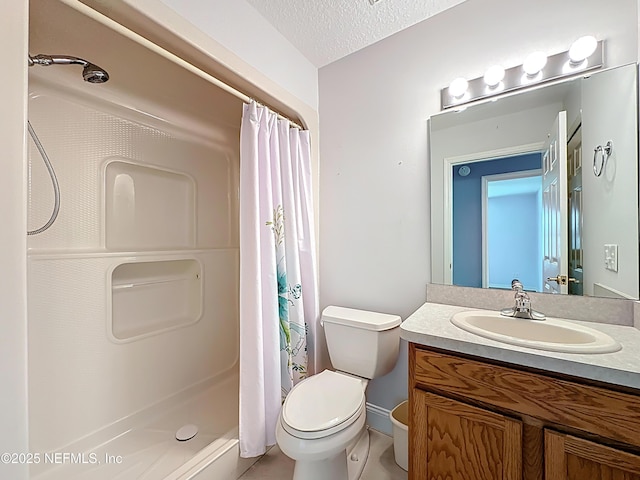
[105,159,196,251]
[110,259,202,342]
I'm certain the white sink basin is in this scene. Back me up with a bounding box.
[450,311,621,354]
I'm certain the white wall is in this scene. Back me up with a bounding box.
[159,0,318,110]
[319,0,638,413]
[582,65,639,298]
[0,0,29,478]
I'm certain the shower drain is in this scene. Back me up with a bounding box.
[175,424,198,441]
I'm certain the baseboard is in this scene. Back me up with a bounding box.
[365,402,392,436]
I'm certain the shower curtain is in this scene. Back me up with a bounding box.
[239,102,319,458]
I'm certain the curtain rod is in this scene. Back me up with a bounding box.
[60,0,305,130]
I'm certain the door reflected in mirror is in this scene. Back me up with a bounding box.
[430,63,639,299]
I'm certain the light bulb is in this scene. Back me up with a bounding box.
[523,51,548,76]
[569,36,597,64]
[449,77,468,98]
[483,65,505,87]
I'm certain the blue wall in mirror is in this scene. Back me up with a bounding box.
[453,152,543,289]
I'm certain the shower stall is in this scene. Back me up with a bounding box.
[23,0,303,478]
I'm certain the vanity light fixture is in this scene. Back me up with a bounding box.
[441,37,604,109]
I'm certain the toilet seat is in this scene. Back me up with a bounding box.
[281,370,365,440]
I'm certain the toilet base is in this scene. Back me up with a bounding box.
[291,428,370,480]
[292,451,347,480]
[347,428,370,480]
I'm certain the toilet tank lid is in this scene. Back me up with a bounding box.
[321,306,401,331]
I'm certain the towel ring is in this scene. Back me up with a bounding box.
[593,140,613,177]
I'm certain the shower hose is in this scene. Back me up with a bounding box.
[27,120,60,235]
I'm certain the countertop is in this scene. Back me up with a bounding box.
[401,302,640,390]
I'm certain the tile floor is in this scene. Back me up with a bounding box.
[238,429,407,480]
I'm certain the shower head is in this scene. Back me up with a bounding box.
[29,54,109,83]
[82,63,109,83]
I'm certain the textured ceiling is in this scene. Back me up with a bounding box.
[245,0,468,67]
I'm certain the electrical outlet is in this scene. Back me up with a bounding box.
[604,244,618,272]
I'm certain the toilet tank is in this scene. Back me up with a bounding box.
[322,306,401,379]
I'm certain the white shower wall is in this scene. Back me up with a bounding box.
[27,79,237,251]
[27,72,240,456]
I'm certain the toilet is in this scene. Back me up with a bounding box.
[275,305,401,480]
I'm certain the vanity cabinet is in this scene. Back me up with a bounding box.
[409,344,640,480]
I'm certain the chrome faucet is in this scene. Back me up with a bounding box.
[500,279,545,320]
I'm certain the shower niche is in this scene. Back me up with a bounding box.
[109,258,203,342]
[105,159,196,250]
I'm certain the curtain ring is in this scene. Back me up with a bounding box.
[593,140,613,177]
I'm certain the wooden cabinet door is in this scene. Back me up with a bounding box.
[546,430,640,480]
[410,388,522,480]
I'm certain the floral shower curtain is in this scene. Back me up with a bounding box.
[239,102,319,458]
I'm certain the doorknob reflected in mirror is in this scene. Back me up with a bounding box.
[547,275,580,285]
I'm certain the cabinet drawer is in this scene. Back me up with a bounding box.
[410,345,640,449]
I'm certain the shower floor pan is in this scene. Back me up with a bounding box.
[32,368,253,480]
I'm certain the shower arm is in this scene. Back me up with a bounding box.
[29,54,89,68]
[28,53,110,84]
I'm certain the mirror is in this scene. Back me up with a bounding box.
[430,63,639,299]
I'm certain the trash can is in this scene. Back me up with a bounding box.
[389,400,408,471]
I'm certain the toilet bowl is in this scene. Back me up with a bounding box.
[276,306,401,480]
[276,370,369,480]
